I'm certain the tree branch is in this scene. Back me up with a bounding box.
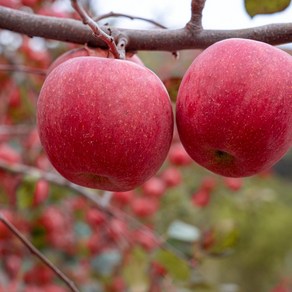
[187,0,206,30]
[0,124,34,136]
[0,7,292,51]
[0,213,80,292]
[0,64,47,75]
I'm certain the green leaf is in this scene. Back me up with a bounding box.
[202,219,239,257]
[16,177,35,209]
[154,249,191,281]
[245,0,291,17]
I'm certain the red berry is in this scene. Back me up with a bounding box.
[200,176,217,192]
[168,142,192,166]
[33,179,49,206]
[0,143,21,163]
[85,208,105,227]
[160,166,182,187]
[223,177,243,191]
[142,177,166,198]
[112,190,135,206]
[131,197,159,218]
[191,189,211,207]
[132,229,159,251]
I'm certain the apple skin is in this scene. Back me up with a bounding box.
[37,56,173,191]
[176,38,292,177]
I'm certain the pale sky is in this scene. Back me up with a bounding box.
[92,0,292,30]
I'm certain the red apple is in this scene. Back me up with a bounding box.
[168,142,192,166]
[223,177,243,191]
[33,179,49,206]
[37,57,173,191]
[112,190,135,206]
[200,176,217,192]
[176,38,292,177]
[160,166,182,187]
[191,189,210,207]
[141,176,166,198]
[131,197,159,218]
[132,229,159,251]
[85,208,105,226]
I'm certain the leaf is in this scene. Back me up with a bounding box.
[201,219,239,257]
[245,0,291,17]
[154,249,191,281]
[16,177,35,209]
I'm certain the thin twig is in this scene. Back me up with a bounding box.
[0,213,80,292]
[0,64,47,76]
[95,11,168,29]
[0,124,34,136]
[71,0,122,58]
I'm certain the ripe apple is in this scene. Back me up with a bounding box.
[160,166,182,187]
[176,38,292,177]
[141,176,166,198]
[132,229,159,251]
[191,189,211,207]
[112,190,135,206]
[37,57,173,191]
[131,197,159,217]
[168,142,192,166]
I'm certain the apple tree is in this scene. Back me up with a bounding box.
[0,0,292,291]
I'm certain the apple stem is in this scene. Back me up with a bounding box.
[71,0,123,59]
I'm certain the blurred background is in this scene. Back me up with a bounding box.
[0,0,292,291]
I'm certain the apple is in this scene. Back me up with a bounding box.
[141,176,166,198]
[168,142,192,166]
[160,166,182,187]
[85,208,105,226]
[47,47,144,75]
[200,176,217,192]
[37,57,173,191]
[33,179,49,206]
[132,229,159,251]
[131,197,159,218]
[176,38,292,177]
[191,189,211,207]
[112,190,135,206]
[223,177,243,191]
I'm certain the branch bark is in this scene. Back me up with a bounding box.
[0,6,292,51]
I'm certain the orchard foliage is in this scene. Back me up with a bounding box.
[0,0,292,291]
